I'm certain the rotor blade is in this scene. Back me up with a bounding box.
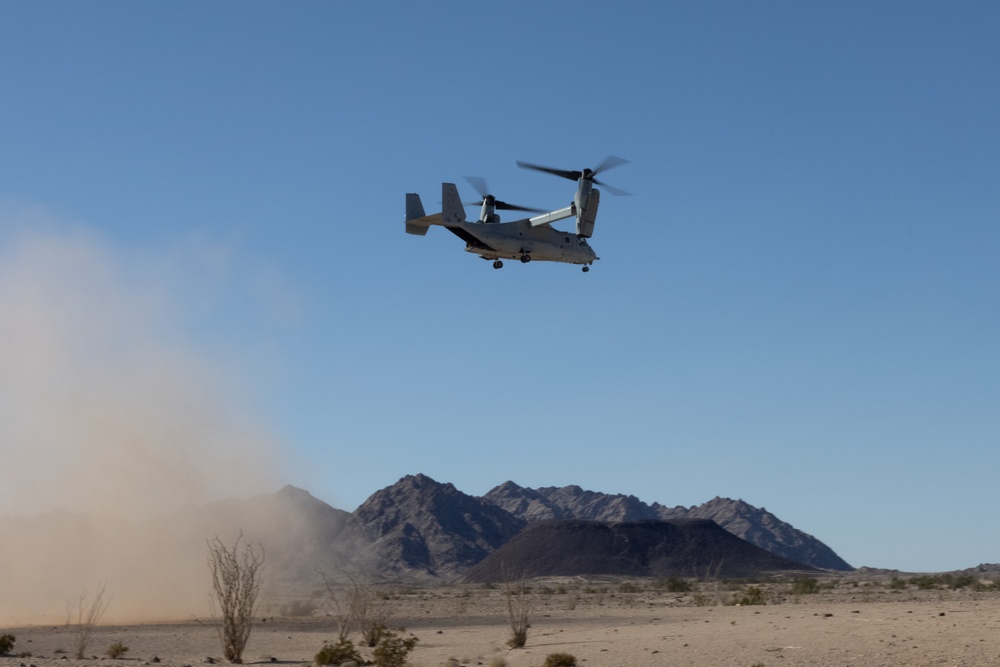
[592,155,629,177]
[592,178,632,197]
[463,176,489,198]
[495,201,547,213]
[516,160,582,182]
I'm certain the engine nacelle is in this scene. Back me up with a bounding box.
[576,187,600,238]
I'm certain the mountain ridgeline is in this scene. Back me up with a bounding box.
[330,474,852,578]
[483,480,853,571]
[4,474,853,608]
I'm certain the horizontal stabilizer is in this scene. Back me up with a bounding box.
[405,212,443,235]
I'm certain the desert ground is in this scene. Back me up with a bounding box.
[5,575,1000,667]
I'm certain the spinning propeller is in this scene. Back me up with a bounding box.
[463,176,545,213]
[516,156,631,196]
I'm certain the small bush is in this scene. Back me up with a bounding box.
[106,641,129,659]
[543,653,577,667]
[949,574,976,589]
[0,634,15,654]
[661,577,693,592]
[791,577,819,595]
[371,628,418,667]
[315,639,363,666]
[618,582,641,594]
[911,575,939,590]
[732,585,766,606]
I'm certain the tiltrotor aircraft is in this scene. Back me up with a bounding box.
[404,157,629,272]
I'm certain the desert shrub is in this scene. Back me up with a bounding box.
[314,639,363,666]
[505,577,531,648]
[488,659,507,667]
[732,585,766,606]
[888,577,907,590]
[618,582,642,593]
[362,623,388,648]
[371,628,418,667]
[911,575,939,590]
[657,577,693,593]
[72,583,113,659]
[343,577,391,647]
[0,634,15,654]
[106,641,129,659]
[911,573,976,590]
[207,533,265,664]
[542,653,577,667]
[791,577,819,595]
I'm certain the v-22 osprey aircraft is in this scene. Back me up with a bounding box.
[404,157,629,272]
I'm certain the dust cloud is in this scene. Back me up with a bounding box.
[0,210,294,623]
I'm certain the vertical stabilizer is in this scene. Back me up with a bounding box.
[405,192,430,235]
[442,183,466,225]
[406,193,426,221]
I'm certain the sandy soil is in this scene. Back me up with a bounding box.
[5,577,1000,667]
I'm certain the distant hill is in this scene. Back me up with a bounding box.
[464,519,816,582]
[342,474,525,578]
[659,496,852,571]
[483,481,852,571]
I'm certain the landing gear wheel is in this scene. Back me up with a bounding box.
[582,266,590,273]
[520,254,531,264]
[493,260,503,269]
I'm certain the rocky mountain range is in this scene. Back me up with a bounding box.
[484,480,852,571]
[2,473,853,618]
[331,474,851,578]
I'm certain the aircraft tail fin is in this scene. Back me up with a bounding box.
[405,192,431,235]
[441,183,466,225]
[406,193,426,221]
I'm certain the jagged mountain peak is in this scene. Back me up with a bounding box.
[660,497,852,571]
[485,481,661,524]
[273,483,317,501]
[345,473,526,578]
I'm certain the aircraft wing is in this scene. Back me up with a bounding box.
[445,225,494,251]
[528,205,575,228]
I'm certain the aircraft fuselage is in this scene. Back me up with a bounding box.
[452,219,598,264]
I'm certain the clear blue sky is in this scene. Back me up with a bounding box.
[2,2,998,572]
